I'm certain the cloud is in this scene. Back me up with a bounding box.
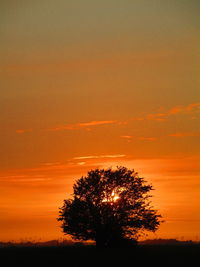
[132,113,167,122]
[169,131,200,138]
[120,135,133,139]
[145,113,167,121]
[168,103,200,115]
[16,103,200,135]
[77,162,86,166]
[20,102,199,135]
[16,129,32,134]
[73,154,126,160]
[78,120,117,127]
[132,102,200,122]
[120,135,157,141]
[48,120,118,131]
[138,137,157,141]
[42,162,61,166]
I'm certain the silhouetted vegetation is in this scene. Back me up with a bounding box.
[0,238,197,248]
[140,238,195,245]
[58,167,162,247]
[1,242,199,267]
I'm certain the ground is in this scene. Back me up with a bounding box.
[0,244,199,267]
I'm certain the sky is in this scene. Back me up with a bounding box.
[0,0,200,242]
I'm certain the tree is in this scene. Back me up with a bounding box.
[58,166,162,247]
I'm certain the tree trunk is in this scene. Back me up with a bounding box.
[95,234,106,248]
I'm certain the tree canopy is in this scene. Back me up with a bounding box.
[58,166,162,247]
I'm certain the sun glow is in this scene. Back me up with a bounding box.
[102,188,124,203]
[112,191,120,202]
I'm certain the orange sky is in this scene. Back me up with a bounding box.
[0,0,200,242]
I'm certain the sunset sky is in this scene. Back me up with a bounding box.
[0,0,200,242]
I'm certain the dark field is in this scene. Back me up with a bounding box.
[0,244,199,267]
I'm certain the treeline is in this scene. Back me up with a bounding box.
[140,238,195,245]
[0,238,197,248]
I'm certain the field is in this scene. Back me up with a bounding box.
[0,244,199,267]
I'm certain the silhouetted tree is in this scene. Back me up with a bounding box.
[58,166,161,247]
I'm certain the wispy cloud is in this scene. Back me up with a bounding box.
[120,135,157,141]
[138,137,157,141]
[145,113,167,121]
[73,154,126,160]
[120,135,133,139]
[78,120,117,127]
[16,129,32,134]
[16,103,200,135]
[133,102,200,122]
[168,103,200,115]
[77,162,86,166]
[48,120,118,131]
[169,131,200,138]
